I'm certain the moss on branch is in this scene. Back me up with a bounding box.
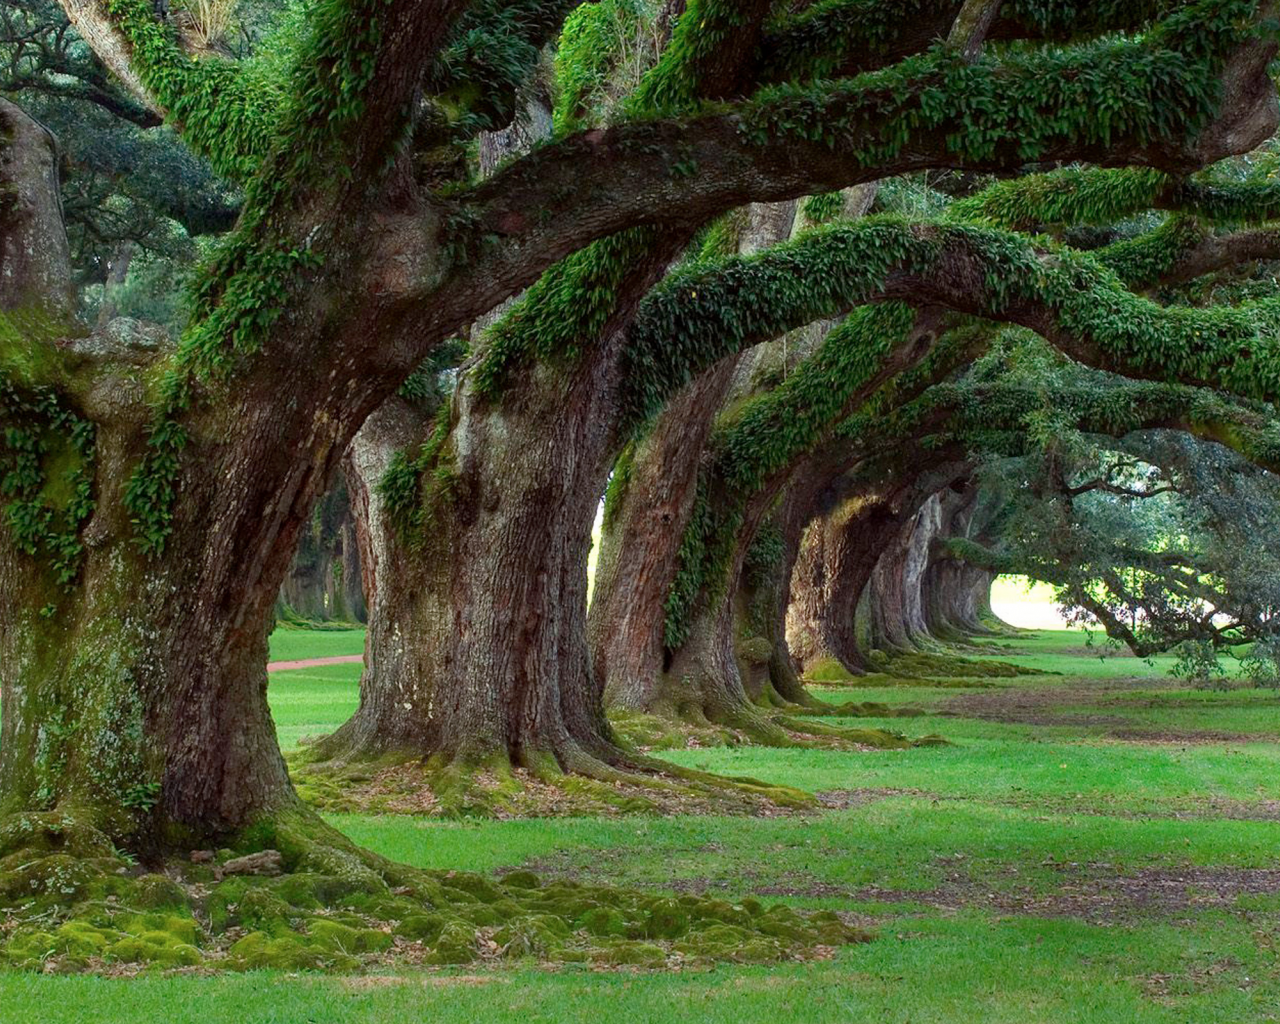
[953,166,1280,230]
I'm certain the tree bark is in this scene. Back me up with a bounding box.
[590,362,740,712]
[866,496,946,653]
[787,499,904,676]
[277,478,365,624]
[590,202,801,716]
[1,98,404,851]
[920,487,998,639]
[309,398,438,756]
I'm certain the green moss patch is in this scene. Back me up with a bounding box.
[0,813,870,974]
[288,745,820,820]
[865,650,1051,680]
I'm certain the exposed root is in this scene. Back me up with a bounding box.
[0,808,871,974]
[770,715,949,748]
[781,698,927,718]
[289,743,816,819]
[612,706,948,753]
[866,649,1051,679]
[804,649,1049,688]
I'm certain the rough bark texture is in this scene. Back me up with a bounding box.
[309,398,437,757]
[1,98,397,849]
[0,99,72,311]
[591,201,801,714]
[920,488,998,639]
[277,478,365,624]
[867,496,945,653]
[787,498,905,675]
[863,478,1005,654]
[787,461,975,673]
[590,361,740,712]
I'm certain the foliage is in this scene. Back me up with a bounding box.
[960,423,1280,674]
[0,374,96,588]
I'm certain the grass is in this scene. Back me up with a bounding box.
[5,625,1280,1022]
[269,662,363,750]
[268,627,366,663]
[968,629,1182,678]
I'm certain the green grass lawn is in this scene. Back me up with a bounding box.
[269,662,363,750]
[268,626,366,663]
[6,626,1280,1023]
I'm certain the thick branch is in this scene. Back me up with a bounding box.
[615,218,1280,428]
[433,8,1279,326]
[949,0,1005,61]
[54,0,156,115]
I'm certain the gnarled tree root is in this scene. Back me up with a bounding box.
[611,705,949,754]
[0,808,870,974]
[288,740,817,819]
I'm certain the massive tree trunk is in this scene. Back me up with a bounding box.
[590,361,741,712]
[866,496,947,654]
[309,225,693,782]
[653,463,833,738]
[308,89,679,778]
[787,498,906,676]
[308,398,435,758]
[789,463,975,673]
[590,202,802,717]
[0,98,421,852]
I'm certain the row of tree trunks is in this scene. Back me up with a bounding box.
[591,189,892,727]
[590,200,802,720]
[787,496,914,677]
[307,65,698,774]
[785,459,992,677]
[276,479,366,624]
[920,489,999,639]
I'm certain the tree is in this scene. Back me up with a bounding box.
[0,89,875,970]
[2,0,1278,853]
[301,0,1280,795]
[944,427,1280,671]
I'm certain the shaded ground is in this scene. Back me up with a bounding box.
[939,674,1279,742]
[761,865,1280,925]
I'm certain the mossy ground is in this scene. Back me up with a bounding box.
[0,811,864,976]
[287,704,948,820]
[4,628,1280,1019]
[804,647,1053,688]
[288,741,822,820]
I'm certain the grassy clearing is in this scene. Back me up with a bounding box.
[268,627,366,663]
[270,662,363,750]
[5,626,1280,1022]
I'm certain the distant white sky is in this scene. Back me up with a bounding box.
[990,575,1072,630]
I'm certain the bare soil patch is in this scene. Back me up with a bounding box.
[759,865,1280,924]
[939,677,1266,741]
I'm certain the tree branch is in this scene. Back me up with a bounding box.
[431,7,1279,326]
[948,0,1005,61]
[54,0,157,115]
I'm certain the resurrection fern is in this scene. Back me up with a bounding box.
[952,167,1280,229]
[0,376,96,590]
[104,0,281,181]
[756,0,1176,83]
[378,404,457,543]
[741,0,1254,168]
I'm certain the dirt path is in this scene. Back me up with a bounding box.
[267,654,363,673]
